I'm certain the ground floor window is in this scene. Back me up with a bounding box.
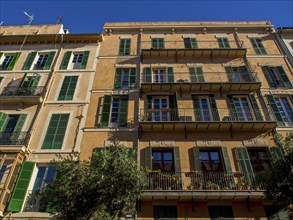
[154,205,177,220]
[208,205,234,219]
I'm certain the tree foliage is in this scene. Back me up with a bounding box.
[41,142,146,220]
[265,132,293,216]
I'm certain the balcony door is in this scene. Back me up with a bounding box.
[233,97,253,121]
[153,98,169,121]
[274,97,293,126]
[194,98,212,121]
[153,69,166,83]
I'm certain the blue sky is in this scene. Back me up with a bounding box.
[0,0,292,33]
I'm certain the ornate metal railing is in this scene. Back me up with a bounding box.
[139,108,275,123]
[0,132,29,145]
[141,72,259,84]
[1,86,46,97]
[144,172,268,191]
[141,40,245,50]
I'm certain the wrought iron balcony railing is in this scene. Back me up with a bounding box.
[141,72,259,84]
[139,108,275,123]
[141,40,245,50]
[0,132,29,145]
[1,86,46,97]
[145,172,268,191]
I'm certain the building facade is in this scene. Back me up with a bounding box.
[80,21,292,219]
[276,27,293,67]
[0,24,103,218]
[0,21,292,219]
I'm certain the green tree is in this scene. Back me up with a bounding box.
[41,142,146,220]
[265,132,293,216]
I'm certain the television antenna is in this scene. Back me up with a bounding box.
[0,21,3,26]
[23,11,34,24]
[57,16,62,24]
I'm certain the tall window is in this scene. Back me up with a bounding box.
[0,55,14,70]
[262,66,292,88]
[119,39,131,55]
[153,69,166,83]
[274,97,293,126]
[184,37,198,49]
[32,166,56,191]
[233,97,253,121]
[152,149,174,172]
[60,51,89,70]
[114,68,137,89]
[34,54,48,70]
[153,97,169,121]
[42,114,69,149]
[58,76,78,100]
[247,148,272,171]
[152,38,164,49]
[250,38,267,55]
[200,150,223,172]
[217,37,230,48]
[100,95,129,128]
[194,98,211,121]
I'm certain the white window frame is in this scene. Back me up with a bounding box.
[0,53,14,70]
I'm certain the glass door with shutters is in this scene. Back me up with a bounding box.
[233,97,253,121]
[120,69,130,89]
[153,69,166,83]
[153,98,169,121]
[195,98,212,121]
[231,67,242,82]
[274,97,293,126]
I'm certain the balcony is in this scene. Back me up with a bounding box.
[140,40,246,61]
[0,86,46,104]
[142,172,267,201]
[140,72,260,93]
[139,108,276,132]
[0,132,29,153]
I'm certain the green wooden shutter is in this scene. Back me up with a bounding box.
[190,38,198,48]
[80,51,90,69]
[192,147,202,171]
[235,147,253,173]
[192,96,202,121]
[249,94,263,121]
[129,68,137,88]
[189,67,204,82]
[167,67,174,83]
[173,147,181,173]
[147,95,152,109]
[221,147,232,174]
[169,93,178,121]
[118,97,128,127]
[144,67,152,83]
[209,95,220,121]
[227,95,238,120]
[261,67,276,87]
[18,73,29,89]
[289,94,293,105]
[184,38,192,49]
[43,51,56,70]
[266,95,284,126]
[7,52,21,71]
[269,147,285,162]
[22,52,36,70]
[0,52,3,60]
[0,112,9,132]
[60,51,72,70]
[58,76,78,100]
[276,66,292,88]
[225,67,234,82]
[42,114,70,149]
[7,161,35,212]
[145,147,152,170]
[28,73,41,94]
[114,68,122,89]
[100,95,112,128]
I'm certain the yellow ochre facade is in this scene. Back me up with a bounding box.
[0,21,292,219]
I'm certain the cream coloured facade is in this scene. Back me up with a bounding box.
[80,21,292,219]
[0,21,292,219]
[0,24,103,218]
